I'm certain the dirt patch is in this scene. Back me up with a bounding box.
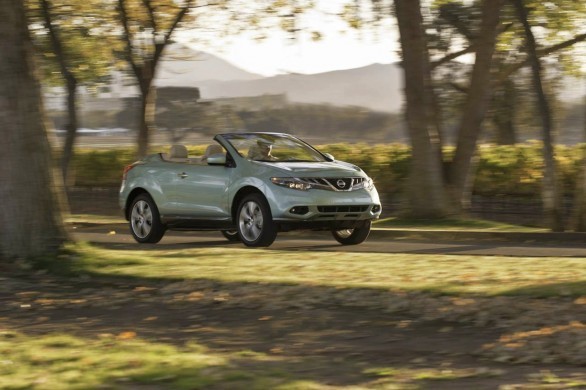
[2,272,586,389]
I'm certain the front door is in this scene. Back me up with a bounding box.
[168,163,232,219]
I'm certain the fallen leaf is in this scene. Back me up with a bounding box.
[134,286,157,292]
[117,331,137,340]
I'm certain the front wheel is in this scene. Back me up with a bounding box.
[129,193,166,243]
[237,194,277,247]
[332,221,371,245]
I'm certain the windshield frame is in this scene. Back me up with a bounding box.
[220,132,329,163]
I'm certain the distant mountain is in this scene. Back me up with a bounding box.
[156,44,264,84]
[196,63,404,113]
[155,44,404,113]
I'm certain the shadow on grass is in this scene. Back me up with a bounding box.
[2,273,505,389]
[501,281,586,297]
[10,245,585,389]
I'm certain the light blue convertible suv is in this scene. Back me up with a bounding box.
[120,132,382,247]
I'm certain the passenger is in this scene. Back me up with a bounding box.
[248,139,277,161]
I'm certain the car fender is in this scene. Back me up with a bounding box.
[228,175,284,217]
[124,173,169,214]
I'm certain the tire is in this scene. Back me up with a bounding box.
[129,193,166,244]
[221,230,241,241]
[237,193,277,247]
[331,220,371,245]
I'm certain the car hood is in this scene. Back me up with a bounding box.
[255,161,365,177]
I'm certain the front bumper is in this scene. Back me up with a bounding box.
[264,184,382,223]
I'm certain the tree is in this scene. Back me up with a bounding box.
[27,0,119,184]
[446,0,503,208]
[352,0,585,220]
[115,0,318,157]
[0,1,67,260]
[116,0,200,158]
[513,0,564,231]
[394,0,451,217]
[573,90,586,231]
[39,0,79,185]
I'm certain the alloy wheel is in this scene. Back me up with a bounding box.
[131,200,152,239]
[238,201,264,242]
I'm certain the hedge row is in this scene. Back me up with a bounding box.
[67,143,586,197]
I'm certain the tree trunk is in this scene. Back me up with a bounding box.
[394,0,450,218]
[117,0,193,158]
[137,76,156,158]
[0,2,68,260]
[492,78,517,145]
[513,0,564,232]
[448,0,503,210]
[61,76,78,186]
[40,0,79,186]
[571,82,586,230]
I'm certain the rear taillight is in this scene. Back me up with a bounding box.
[122,163,137,181]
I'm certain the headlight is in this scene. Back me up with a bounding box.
[355,177,374,191]
[271,177,312,191]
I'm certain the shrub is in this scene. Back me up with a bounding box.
[68,143,585,199]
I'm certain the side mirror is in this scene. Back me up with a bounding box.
[207,154,226,165]
[323,153,335,161]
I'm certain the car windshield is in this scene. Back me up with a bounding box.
[222,133,328,162]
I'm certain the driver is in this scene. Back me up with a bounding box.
[248,139,278,161]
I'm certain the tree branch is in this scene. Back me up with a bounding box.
[155,0,198,64]
[142,0,158,32]
[431,46,475,70]
[496,32,586,83]
[117,0,142,80]
[39,0,73,83]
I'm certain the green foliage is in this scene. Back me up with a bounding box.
[69,142,586,200]
[474,143,584,197]
[474,143,544,196]
[26,0,121,88]
[70,149,136,187]
[320,143,411,195]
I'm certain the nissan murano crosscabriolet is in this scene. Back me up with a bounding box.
[120,132,382,247]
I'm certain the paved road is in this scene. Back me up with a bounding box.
[71,222,586,257]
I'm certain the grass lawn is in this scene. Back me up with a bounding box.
[55,241,586,297]
[3,222,586,389]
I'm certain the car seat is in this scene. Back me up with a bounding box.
[201,144,224,163]
[168,144,188,162]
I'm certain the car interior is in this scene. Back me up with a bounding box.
[162,144,225,164]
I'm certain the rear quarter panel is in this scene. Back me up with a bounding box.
[120,159,174,215]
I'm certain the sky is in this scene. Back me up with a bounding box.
[185,31,399,77]
[176,1,400,77]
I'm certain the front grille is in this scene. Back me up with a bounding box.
[302,177,365,191]
[317,205,369,213]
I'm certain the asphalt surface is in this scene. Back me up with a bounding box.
[70,222,586,257]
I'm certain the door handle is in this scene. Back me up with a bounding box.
[178,172,188,179]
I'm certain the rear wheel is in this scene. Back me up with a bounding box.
[332,220,371,245]
[221,230,241,241]
[129,194,165,243]
[237,193,277,247]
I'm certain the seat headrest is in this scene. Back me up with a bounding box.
[169,145,188,159]
[204,144,224,157]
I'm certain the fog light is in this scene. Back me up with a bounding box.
[290,206,309,215]
[372,205,381,213]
